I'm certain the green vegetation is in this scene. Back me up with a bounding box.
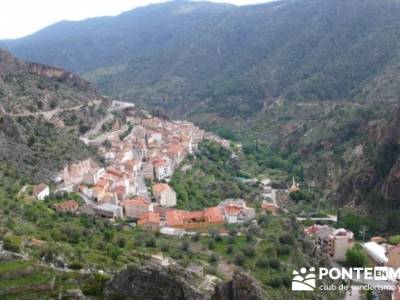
[388,235,400,245]
[170,141,258,210]
[345,244,368,267]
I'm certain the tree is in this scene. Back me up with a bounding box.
[3,233,22,252]
[269,258,281,270]
[234,253,245,266]
[346,244,368,267]
[388,235,400,245]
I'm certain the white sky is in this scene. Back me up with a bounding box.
[0,0,272,39]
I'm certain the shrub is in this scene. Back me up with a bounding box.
[209,254,218,264]
[214,234,222,242]
[208,240,215,250]
[145,237,157,248]
[388,235,400,245]
[3,233,22,252]
[242,246,256,257]
[229,228,238,237]
[255,258,269,269]
[234,253,245,266]
[70,261,83,270]
[279,233,294,245]
[226,244,233,254]
[277,245,291,256]
[268,276,282,288]
[117,238,126,248]
[191,233,200,242]
[269,258,281,270]
[160,243,170,252]
[181,241,190,252]
[346,244,368,267]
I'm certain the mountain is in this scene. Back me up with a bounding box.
[1,0,400,212]
[0,49,109,189]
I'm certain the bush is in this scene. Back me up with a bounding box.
[214,234,222,242]
[160,243,170,252]
[242,246,256,257]
[208,240,215,250]
[3,233,22,252]
[269,258,281,270]
[234,253,245,266]
[227,236,235,244]
[268,276,282,288]
[388,235,400,245]
[229,228,238,237]
[279,233,294,245]
[226,244,233,254]
[70,261,83,270]
[277,245,291,256]
[346,244,368,267]
[255,258,269,269]
[181,241,190,252]
[191,233,200,242]
[117,238,126,248]
[145,237,157,248]
[209,254,218,264]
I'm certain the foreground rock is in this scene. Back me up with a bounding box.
[104,262,265,300]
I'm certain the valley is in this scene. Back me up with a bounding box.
[1,0,400,299]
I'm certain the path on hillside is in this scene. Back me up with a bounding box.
[5,104,85,119]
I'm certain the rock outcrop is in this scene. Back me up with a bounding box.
[104,262,208,300]
[212,271,266,300]
[104,262,266,300]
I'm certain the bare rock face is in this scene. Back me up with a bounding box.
[212,271,266,300]
[104,263,266,300]
[104,263,209,300]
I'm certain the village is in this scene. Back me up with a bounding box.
[27,103,282,237]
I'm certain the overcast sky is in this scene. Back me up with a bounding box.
[0,0,272,39]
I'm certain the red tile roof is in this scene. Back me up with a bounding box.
[153,183,171,194]
[121,197,149,207]
[204,207,224,223]
[138,212,160,225]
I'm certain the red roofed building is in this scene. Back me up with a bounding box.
[204,207,225,224]
[138,212,160,231]
[121,197,152,219]
[153,183,176,207]
[166,207,224,229]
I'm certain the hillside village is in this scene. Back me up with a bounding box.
[28,102,280,235]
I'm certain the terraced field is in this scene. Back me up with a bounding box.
[0,259,55,299]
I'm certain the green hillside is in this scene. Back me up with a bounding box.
[2,0,400,211]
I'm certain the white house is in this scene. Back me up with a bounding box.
[153,183,177,207]
[33,183,50,201]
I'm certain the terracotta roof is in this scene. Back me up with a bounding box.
[166,210,185,227]
[96,179,109,189]
[168,144,184,155]
[121,197,149,207]
[107,167,123,178]
[184,211,204,220]
[138,212,160,225]
[225,205,241,215]
[153,183,171,194]
[204,207,224,223]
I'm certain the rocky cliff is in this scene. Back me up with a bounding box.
[104,263,208,300]
[104,262,266,300]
